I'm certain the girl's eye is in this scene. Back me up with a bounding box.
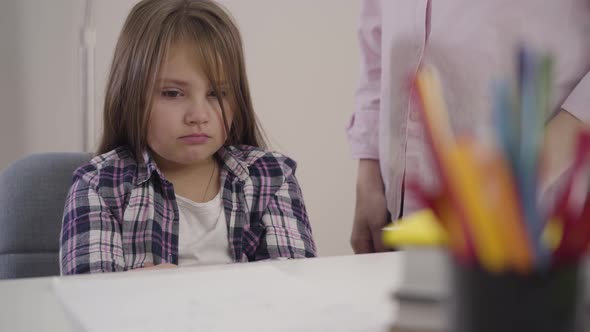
[207,89,227,98]
[161,89,183,98]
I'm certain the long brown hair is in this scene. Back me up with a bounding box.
[97,0,267,158]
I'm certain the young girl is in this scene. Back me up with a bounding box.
[60,0,316,274]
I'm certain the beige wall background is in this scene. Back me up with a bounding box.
[0,1,85,169]
[0,0,361,256]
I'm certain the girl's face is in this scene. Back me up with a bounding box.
[147,42,232,169]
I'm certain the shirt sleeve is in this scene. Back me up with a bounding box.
[258,159,316,259]
[60,176,126,275]
[561,71,590,123]
[346,0,382,160]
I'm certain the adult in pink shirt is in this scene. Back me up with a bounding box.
[347,0,590,253]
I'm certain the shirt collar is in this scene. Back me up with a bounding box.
[136,145,250,185]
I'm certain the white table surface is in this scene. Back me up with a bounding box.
[0,252,403,332]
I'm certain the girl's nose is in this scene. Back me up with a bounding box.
[184,97,211,125]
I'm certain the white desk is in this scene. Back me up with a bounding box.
[0,252,402,332]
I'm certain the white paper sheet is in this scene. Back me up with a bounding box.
[53,263,389,332]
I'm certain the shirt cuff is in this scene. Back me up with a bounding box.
[562,73,590,123]
[346,110,380,160]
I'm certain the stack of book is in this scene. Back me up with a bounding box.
[391,248,448,332]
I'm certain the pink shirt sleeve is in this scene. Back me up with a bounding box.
[346,0,382,160]
[562,71,590,123]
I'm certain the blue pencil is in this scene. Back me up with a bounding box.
[492,80,518,174]
[517,46,550,268]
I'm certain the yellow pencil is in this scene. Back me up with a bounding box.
[478,150,533,273]
[446,140,507,272]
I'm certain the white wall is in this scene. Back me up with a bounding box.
[220,0,361,256]
[0,0,361,256]
[0,0,85,170]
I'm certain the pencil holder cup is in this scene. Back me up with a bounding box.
[449,262,584,332]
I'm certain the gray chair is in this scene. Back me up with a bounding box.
[0,153,92,279]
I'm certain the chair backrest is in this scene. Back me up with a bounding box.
[0,153,92,279]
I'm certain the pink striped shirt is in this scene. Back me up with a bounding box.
[347,0,590,218]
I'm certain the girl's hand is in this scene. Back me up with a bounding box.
[130,263,177,272]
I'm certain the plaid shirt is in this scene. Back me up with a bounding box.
[60,145,316,275]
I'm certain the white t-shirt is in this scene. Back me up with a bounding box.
[176,190,233,266]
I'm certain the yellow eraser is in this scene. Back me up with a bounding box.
[382,209,448,247]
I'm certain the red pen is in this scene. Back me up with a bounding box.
[552,130,590,265]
